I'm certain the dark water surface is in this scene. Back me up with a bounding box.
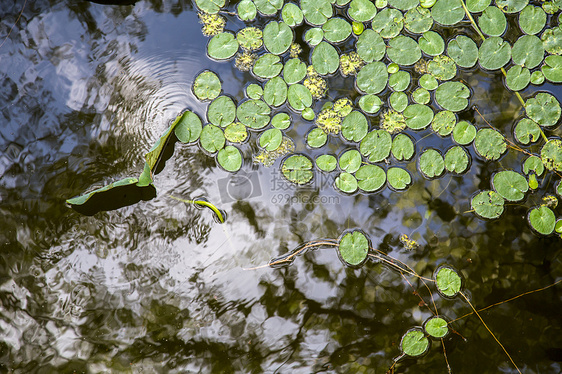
[0,0,561,373]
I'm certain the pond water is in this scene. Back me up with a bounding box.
[0,0,561,373]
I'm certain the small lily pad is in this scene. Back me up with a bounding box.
[282,154,314,184]
[401,329,430,357]
[541,138,562,172]
[195,0,225,14]
[492,170,529,202]
[260,128,283,151]
[445,146,470,173]
[338,230,369,266]
[217,145,242,172]
[447,35,479,68]
[419,31,445,56]
[389,71,411,92]
[316,154,337,172]
[356,29,386,62]
[387,167,412,190]
[175,111,203,143]
[263,76,288,107]
[253,53,283,79]
[412,88,430,104]
[246,83,263,99]
[435,81,470,112]
[341,111,369,142]
[466,0,490,12]
[224,122,248,143]
[208,96,236,127]
[478,6,507,37]
[272,112,291,129]
[312,42,340,75]
[264,21,293,55]
[432,110,456,136]
[435,266,462,298]
[424,317,449,339]
[405,6,434,34]
[237,99,271,129]
[519,5,546,35]
[419,74,439,90]
[514,118,541,144]
[360,129,392,162]
[472,190,505,219]
[282,3,304,27]
[339,149,362,173]
[322,17,352,43]
[541,26,562,55]
[372,8,404,38]
[237,0,257,21]
[335,172,359,193]
[452,121,476,145]
[496,0,528,13]
[523,155,545,176]
[193,70,222,101]
[300,0,333,26]
[254,0,283,15]
[419,148,445,178]
[525,92,561,127]
[428,55,457,81]
[506,65,531,91]
[304,28,324,46]
[200,124,226,153]
[356,164,386,192]
[358,94,383,114]
[287,84,313,111]
[283,58,307,85]
[392,133,415,161]
[390,92,409,112]
[531,71,545,85]
[405,104,434,130]
[387,35,422,66]
[356,61,388,94]
[479,37,512,70]
[528,206,556,235]
[207,32,239,60]
[512,35,544,69]
[348,0,378,22]
[307,127,328,148]
[432,0,465,26]
[542,55,562,83]
[474,128,507,161]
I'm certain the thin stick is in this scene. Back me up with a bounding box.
[0,0,27,50]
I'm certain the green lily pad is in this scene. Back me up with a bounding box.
[445,146,470,173]
[390,92,409,112]
[496,0,529,13]
[253,53,283,79]
[405,6,434,34]
[424,317,449,338]
[360,130,392,162]
[492,170,529,201]
[419,31,445,56]
[419,74,439,90]
[287,84,313,111]
[391,133,415,161]
[541,138,562,172]
[419,148,445,178]
[512,35,544,69]
[506,65,531,91]
[348,0,378,22]
[356,164,386,192]
[401,329,430,357]
[237,99,271,129]
[514,118,541,144]
[246,83,263,99]
[338,230,369,266]
[356,61,388,94]
[523,155,545,176]
[387,36,422,66]
[254,0,283,15]
[282,3,304,27]
[193,70,222,101]
[358,94,383,114]
[304,27,324,46]
[263,76,288,107]
[447,35,479,68]
[300,0,333,26]
[528,206,556,235]
[307,127,328,148]
[542,55,562,83]
[283,58,307,85]
[412,88,431,104]
[217,145,242,172]
[478,6,507,37]
[452,121,476,145]
[260,128,283,151]
[435,82,470,112]
[519,5,546,35]
[531,69,545,84]
[339,149,362,173]
[195,0,225,14]
[312,42,340,75]
[207,32,239,60]
[272,112,292,129]
[282,154,314,184]
[541,26,562,55]
[387,167,412,190]
[263,21,293,55]
[435,266,462,297]
[200,124,226,153]
[525,92,561,127]
[237,0,257,21]
[389,0,420,10]
[389,71,411,92]
[356,29,386,63]
[472,190,505,219]
[322,17,352,43]
[175,111,203,143]
[428,55,457,81]
[341,111,369,142]
[479,37,512,70]
[302,108,315,121]
[224,122,248,143]
[432,110,456,137]
[67,177,139,206]
[466,0,490,12]
[335,172,359,193]
[372,8,404,38]
[208,96,236,127]
[316,154,337,172]
[474,128,507,161]
[431,0,465,26]
[405,104,434,130]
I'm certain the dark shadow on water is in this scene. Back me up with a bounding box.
[70,183,156,215]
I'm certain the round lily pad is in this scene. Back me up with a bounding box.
[208,96,236,127]
[541,138,562,172]
[360,130,392,162]
[283,58,307,85]
[428,55,457,81]
[431,0,465,26]
[387,167,412,190]
[392,133,415,161]
[466,0,490,12]
[307,127,328,148]
[312,41,340,75]
[195,0,225,14]
[530,70,545,85]
[335,172,359,193]
[478,6,507,37]
[474,128,507,161]
[356,164,386,192]
[512,35,544,69]
[263,21,293,55]
[445,146,470,173]
[472,190,505,219]
[424,317,449,339]
[390,92,409,112]
[452,121,476,145]
[359,94,383,114]
[237,0,257,21]
[341,110,369,142]
[412,88,431,104]
[304,28,324,46]
[405,6,434,34]
[506,65,531,91]
[541,27,562,55]
[302,108,315,121]
[356,61,388,94]
[272,112,291,129]
[372,8,404,38]
[447,35,479,68]
[200,124,226,153]
[435,82,470,112]
[260,128,283,151]
[282,3,304,27]
[496,0,528,13]
[339,149,362,173]
[254,0,283,15]
[434,266,462,298]
[523,155,545,176]
[387,36,422,66]
[263,76,288,107]
[282,154,314,184]
[193,70,222,101]
[175,111,203,144]
[519,5,546,35]
[492,170,529,202]
[401,329,430,357]
[348,0,378,22]
[542,55,562,83]
[419,148,445,178]
[287,84,313,111]
[316,154,337,172]
[217,145,242,172]
[356,29,386,63]
[419,31,445,56]
[253,53,283,79]
[224,122,248,143]
[528,206,556,235]
[207,32,239,60]
[246,83,263,99]
[338,230,369,266]
[300,0,333,26]
[419,74,439,91]
[322,17,352,43]
[479,37,511,70]
[388,0,419,10]
[514,118,541,144]
[405,104,434,130]
[525,92,561,127]
[237,99,271,129]
[389,71,411,91]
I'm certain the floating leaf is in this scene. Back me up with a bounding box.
[195,0,225,14]
[511,35,544,69]
[541,138,562,172]
[541,26,562,55]
[217,145,242,172]
[283,58,307,85]
[358,94,383,114]
[478,6,507,37]
[372,8,404,38]
[175,111,203,143]
[387,36,421,66]
[389,71,411,91]
[405,104,434,130]
[452,121,476,145]
[263,76,288,107]
[341,111,369,142]
[542,55,562,83]
[254,0,283,15]
[435,266,462,297]
[272,112,291,129]
[282,3,304,27]
[224,122,248,143]
[322,17,352,43]
[474,128,507,161]
[387,167,412,190]
[237,99,271,129]
[496,0,528,13]
[530,70,545,85]
[514,118,541,144]
[419,148,445,178]
[208,96,236,127]
[312,42,340,75]
[304,28,324,46]
[431,0,465,26]
[260,128,283,151]
[525,92,561,127]
[335,172,359,193]
[356,29,386,63]
[237,0,257,21]
[428,55,456,81]
[401,329,430,357]
[356,164,386,192]
[418,31,445,57]
[338,230,369,266]
[405,6,434,34]
[207,32,239,60]
[307,127,328,148]
[424,317,449,338]
[300,0,333,26]
[263,21,293,55]
[67,177,139,206]
[506,65,531,91]
[392,133,415,161]
[528,206,556,235]
[432,110,456,137]
[466,0,490,12]
[348,0,378,22]
[412,88,430,104]
[246,83,263,99]
[360,130,392,162]
[447,35,479,68]
[287,84,313,111]
[492,170,529,201]
[253,53,283,79]
[200,124,226,153]
[339,149,362,173]
[435,81,470,112]
[282,154,314,184]
[302,108,315,121]
[388,0,420,10]
[445,146,470,173]
[523,155,545,176]
[356,61,388,94]
[472,190,505,219]
[479,37,511,70]
[316,154,337,172]
[519,5,546,35]
[193,70,222,101]
[390,92,409,112]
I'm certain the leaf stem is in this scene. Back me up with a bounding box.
[167,195,225,223]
